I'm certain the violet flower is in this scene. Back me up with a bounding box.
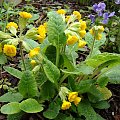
[102,12,115,24]
[115,0,120,4]
[93,2,106,16]
[89,14,95,23]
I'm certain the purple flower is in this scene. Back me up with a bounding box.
[93,2,106,16]
[115,0,120,4]
[89,14,95,23]
[102,12,115,24]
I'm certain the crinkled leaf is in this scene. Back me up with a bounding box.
[0,92,23,102]
[0,53,7,64]
[1,102,21,114]
[18,71,38,98]
[4,66,22,79]
[19,98,43,113]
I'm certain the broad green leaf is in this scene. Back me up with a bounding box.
[43,58,60,83]
[4,66,22,79]
[0,31,11,39]
[47,11,66,46]
[88,85,104,103]
[98,65,120,84]
[1,102,21,114]
[97,76,109,87]
[18,71,38,98]
[19,98,43,113]
[9,26,17,36]
[0,53,7,64]
[23,38,40,52]
[97,87,112,100]
[43,102,60,119]
[77,79,95,93]
[0,92,23,102]
[45,45,56,64]
[40,81,55,100]
[92,101,110,109]
[77,100,97,120]
[85,32,106,49]
[85,52,120,68]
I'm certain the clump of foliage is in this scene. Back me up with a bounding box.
[0,1,120,120]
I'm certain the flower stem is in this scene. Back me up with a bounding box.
[56,46,60,67]
[19,41,26,71]
[89,36,96,57]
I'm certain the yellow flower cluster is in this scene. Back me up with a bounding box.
[37,24,47,43]
[90,26,104,40]
[19,11,32,19]
[6,22,18,29]
[73,11,81,20]
[3,44,16,57]
[61,92,81,110]
[79,20,87,38]
[78,40,87,48]
[65,15,70,22]
[67,35,78,45]
[57,9,66,15]
[29,47,40,58]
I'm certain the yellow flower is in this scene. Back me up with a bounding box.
[29,47,40,58]
[61,100,71,110]
[57,9,66,15]
[6,22,18,29]
[98,26,104,33]
[68,92,78,102]
[0,43,2,52]
[38,25,46,43]
[89,28,95,36]
[31,60,36,66]
[79,30,86,38]
[74,97,81,106]
[80,21,87,30]
[43,22,47,31]
[19,11,32,19]
[67,35,78,45]
[95,33,102,40]
[73,11,81,20]
[78,40,87,48]
[66,16,70,22]
[3,45,16,57]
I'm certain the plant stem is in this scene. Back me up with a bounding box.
[89,36,96,57]
[59,74,69,85]
[19,41,26,71]
[56,46,60,67]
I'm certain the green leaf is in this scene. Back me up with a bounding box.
[1,102,21,114]
[43,58,60,83]
[0,31,11,39]
[43,102,60,119]
[0,92,23,102]
[98,65,120,84]
[92,101,110,109]
[18,70,38,98]
[85,32,106,49]
[77,79,95,93]
[47,11,66,46]
[85,53,120,68]
[19,98,43,113]
[3,66,22,79]
[77,100,97,120]
[23,38,40,52]
[9,26,17,36]
[45,45,56,64]
[97,76,109,87]
[40,81,55,100]
[0,53,7,64]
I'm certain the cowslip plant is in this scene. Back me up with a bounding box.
[0,9,120,120]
